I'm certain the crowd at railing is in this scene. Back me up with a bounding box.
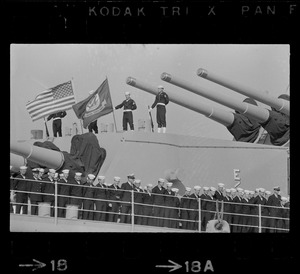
[10,166,290,232]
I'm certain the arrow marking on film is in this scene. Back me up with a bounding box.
[19,259,46,271]
[156,260,182,272]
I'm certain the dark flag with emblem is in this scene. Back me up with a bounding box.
[72,78,113,128]
[26,81,75,122]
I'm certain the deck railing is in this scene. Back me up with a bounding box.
[10,177,290,232]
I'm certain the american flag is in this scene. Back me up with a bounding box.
[26,81,76,122]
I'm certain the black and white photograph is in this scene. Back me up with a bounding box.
[7,0,296,273]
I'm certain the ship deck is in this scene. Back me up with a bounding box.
[10,213,193,233]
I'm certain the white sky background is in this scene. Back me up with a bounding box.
[10,44,289,140]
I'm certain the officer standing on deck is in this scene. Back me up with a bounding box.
[149,85,169,133]
[115,92,137,131]
[47,111,67,137]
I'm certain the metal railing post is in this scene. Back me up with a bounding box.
[258,204,262,233]
[131,190,134,232]
[198,198,201,232]
[54,180,58,225]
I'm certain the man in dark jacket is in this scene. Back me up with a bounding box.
[142,184,154,226]
[180,187,191,230]
[107,176,121,222]
[30,168,44,215]
[266,186,282,232]
[119,174,136,223]
[82,174,96,220]
[13,166,30,215]
[42,168,56,217]
[57,169,71,218]
[94,175,109,222]
[152,178,166,227]
[47,111,67,137]
[69,172,84,218]
[189,186,201,231]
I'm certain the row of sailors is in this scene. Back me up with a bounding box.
[10,166,289,232]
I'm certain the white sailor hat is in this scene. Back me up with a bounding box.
[158,85,164,89]
[185,187,192,191]
[244,190,250,194]
[273,186,280,191]
[281,197,288,202]
[135,179,141,184]
[98,175,105,180]
[62,169,69,174]
[114,176,121,182]
[172,188,179,193]
[166,182,173,187]
[32,168,39,172]
[75,172,82,176]
[104,182,111,186]
[147,183,153,188]
[203,186,210,191]
[125,91,130,95]
[210,187,216,191]
[48,169,56,173]
[218,183,225,187]
[265,190,271,195]
[39,168,45,173]
[259,188,265,192]
[194,186,201,190]
[236,187,243,192]
[225,188,231,193]
[158,178,165,183]
[255,188,260,192]
[59,173,64,177]
[87,174,95,180]
[231,188,237,193]
[249,191,255,195]
[20,166,27,170]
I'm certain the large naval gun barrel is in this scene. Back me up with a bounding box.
[197,68,289,116]
[10,141,65,170]
[126,76,234,126]
[161,72,270,124]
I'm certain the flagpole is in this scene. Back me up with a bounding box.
[106,76,119,133]
[71,78,84,134]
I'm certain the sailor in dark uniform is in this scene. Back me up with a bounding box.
[142,184,154,226]
[57,169,71,218]
[69,172,84,218]
[115,92,137,131]
[82,174,96,220]
[30,168,44,215]
[266,186,282,232]
[47,111,67,137]
[42,168,56,217]
[133,179,144,225]
[149,85,169,133]
[180,187,192,230]
[189,186,201,230]
[152,178,166,227]
[119,174,136,223]
[107,176,121,222]
[94,175,109,222]
[163,182,175,228]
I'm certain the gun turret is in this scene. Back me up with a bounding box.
[197,68,289,116]
[10,141,65,170]
[126,76,234,127]
[161,72,270,123]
